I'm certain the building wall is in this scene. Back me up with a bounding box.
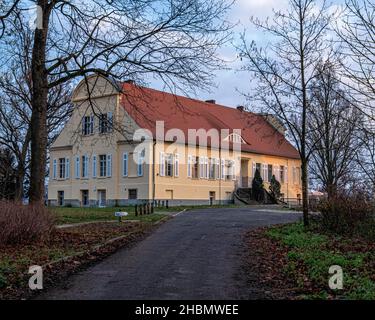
[48,75,302,207]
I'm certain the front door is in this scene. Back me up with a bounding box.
[98,190,106,207]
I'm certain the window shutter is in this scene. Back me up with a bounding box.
[65,157,70,179]
[92,155,97,178]
[86,155,89,177]
[53,159,57,179]
[81,117,85,134]
[107,154,112,177]
[174,154,179,177]
[123,153,128,177]
[160,152,165,176]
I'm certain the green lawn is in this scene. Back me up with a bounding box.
[266,223,375,299]
[51,204,239,225]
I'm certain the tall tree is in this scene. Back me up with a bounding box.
[0,14,72,200]
[0,0,233,203]
[308,60,363,198]
[238,0,332,226]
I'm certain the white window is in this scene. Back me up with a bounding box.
[53,159,57,179]
[160,152,165,176]
[205,157,209,179]
[82,155,89,178]
[187,155,192,178]
[137,151,144,177]
[123,153,128,177]
[267,164,273,182]
[174,154,179,177]
[280,165,285,183]
[99,112,113,134]
[82,115,94,135]
[209,158,216,179]
[99,155,107,177]
[107,154,112,177]
[221,159,225,180]
[92,155,97,178]
[59,158,66,179]
[199,157,205,179]
[263,164,268,182]
[215,158,220,179]
[165,153,173,177]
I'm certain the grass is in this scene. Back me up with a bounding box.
[266,222,375,300]
[51,204,239,225]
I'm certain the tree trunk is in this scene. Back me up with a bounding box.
[28,1,50,204]
[301,158,309,227]
[14,166,24,201]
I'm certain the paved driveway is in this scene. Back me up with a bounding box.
[39,207,300,300]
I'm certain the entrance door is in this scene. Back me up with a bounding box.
[98,190,106,207]
[209,191,215,206]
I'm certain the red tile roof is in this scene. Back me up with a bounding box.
[120,83,300,160]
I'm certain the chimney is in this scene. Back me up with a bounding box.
[205,99,216,104]
[237,105,245,112]
[125,79,135,84]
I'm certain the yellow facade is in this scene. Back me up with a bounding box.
[48,76,302,207]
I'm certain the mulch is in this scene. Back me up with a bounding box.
[239,227,310,300]
[0,221,163,300]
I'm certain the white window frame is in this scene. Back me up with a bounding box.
[123,152,128,177]
[174,154,179,177]
[53,159,57,179]
[187,155,192,178]
[92,155,97,178]
[160,152,165,177]
[107,154,112,177]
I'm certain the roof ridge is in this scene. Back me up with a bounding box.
[121,82,254,115]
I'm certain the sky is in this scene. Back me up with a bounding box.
[189,0,346,108]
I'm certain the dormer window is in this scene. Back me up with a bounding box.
[82,115,94,135]
[224,133,246,144]
[99,112,113,134]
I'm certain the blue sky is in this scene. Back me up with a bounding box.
[191,0,346,108]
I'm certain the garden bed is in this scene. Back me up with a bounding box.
[242,222,375,300]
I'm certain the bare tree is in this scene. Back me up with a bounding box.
[0,0,20,38]
[338,0,375,106]
[238,0,333,226]
[308,60,363,198]
[336,0,375,189]
[0,14,72,200]
[0,0,233,203]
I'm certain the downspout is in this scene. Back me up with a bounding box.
[152,140,156,202]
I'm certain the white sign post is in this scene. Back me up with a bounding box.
[114,211,128,222]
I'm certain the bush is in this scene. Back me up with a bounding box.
[316,191,375,238]
[0,201,55,245]
[269,174,281,200]
[252,169,264,202]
